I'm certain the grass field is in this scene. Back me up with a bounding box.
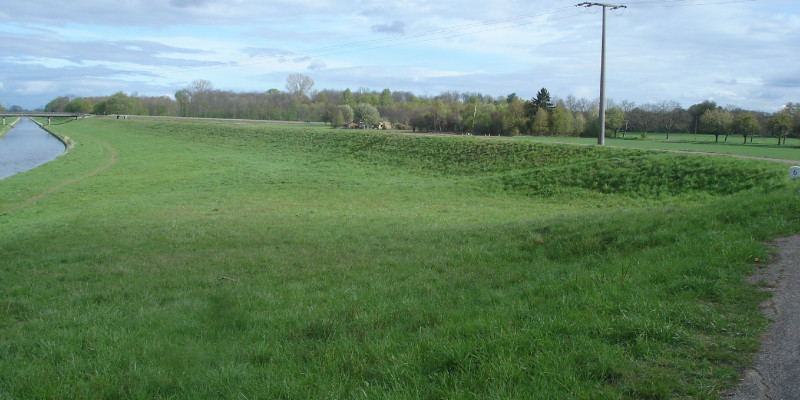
[515,132,800,162]
[1,117,799,399]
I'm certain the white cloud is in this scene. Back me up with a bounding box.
[15,81,58,95]
[307,60,326,71]
[371,21,405,34]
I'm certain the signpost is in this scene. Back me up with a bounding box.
[790,166,800,180]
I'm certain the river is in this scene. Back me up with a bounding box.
[0,118,66,180]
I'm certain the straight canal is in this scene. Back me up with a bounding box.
[0,118,66,180]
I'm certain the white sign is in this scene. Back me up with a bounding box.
[791,166,800,180]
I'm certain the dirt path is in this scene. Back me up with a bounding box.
[725,235,800,399]
[634,148,798,165]
[0,137,117,215]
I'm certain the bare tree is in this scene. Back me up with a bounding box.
[285,74,315,100]
[619,100,636,136]
[185,79,214,117]
[655,100,686,139]
[630,104,657,133]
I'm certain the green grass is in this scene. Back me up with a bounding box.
[515,132,800,162]
[0,117,19,138]
[1,117,798,399]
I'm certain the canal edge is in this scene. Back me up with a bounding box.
[31,117,75,153]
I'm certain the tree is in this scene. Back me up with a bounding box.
[524,100,538,120]
[700,108,733,143]
[605,107,625,138]
[535,88,554,111]
[431,99,448,132]
[785,102,800,137]
[106,92,136,115]
[527,88,554,118]
[45,96,71,112]
[285,74,314,100]
[337,105,354,123]
[618,100,636,137]
[572,113,586,137]
[730,112,760,144]
[186,79,213,117]
[175,90,190,117]
[688,100,717,136]
[378,89,393,108]
[531,109,549,135]
[0,102,5,112]
[330,108,344,127]
[655,100,685,139]
[767,112,792,145]
[504,97,527,135]
[65,97,93,113]
[341,88,355,107]
[353,103,380,127]
[548,105,572,135]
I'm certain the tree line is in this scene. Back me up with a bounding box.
[37,74,800,143]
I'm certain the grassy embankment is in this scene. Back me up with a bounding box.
[0,117,20,138]
[1,117,798,399]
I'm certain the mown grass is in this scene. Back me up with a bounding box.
[0,117,19,138]
[1,117,798,399]
[516,133,800,162]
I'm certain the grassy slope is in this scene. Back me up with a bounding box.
[1,118,798,399]
[0,118,19,138]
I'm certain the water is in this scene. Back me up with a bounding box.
[0,118,66,180]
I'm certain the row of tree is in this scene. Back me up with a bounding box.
[0,103,24,112]
[38,74,800,143]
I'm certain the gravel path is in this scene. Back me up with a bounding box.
[726,235,800,399]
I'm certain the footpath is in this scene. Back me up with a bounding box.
[726,235,800,399]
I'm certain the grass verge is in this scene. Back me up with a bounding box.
[0,117,19,138]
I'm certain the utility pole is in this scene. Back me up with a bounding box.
[576,2,626,146]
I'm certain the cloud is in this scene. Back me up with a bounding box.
[307,60,326,71]
[170,0,210,8]
[15,81,58,95]
[244,47,290,57]
[371,20,405,34]
[765,72,800,89]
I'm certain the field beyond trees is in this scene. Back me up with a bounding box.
[1,118,798,399]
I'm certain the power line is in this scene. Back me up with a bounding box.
[623,0,754,7]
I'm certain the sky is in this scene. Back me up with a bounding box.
[1,0,798,112]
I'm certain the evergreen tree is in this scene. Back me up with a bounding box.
[534,88,554,112]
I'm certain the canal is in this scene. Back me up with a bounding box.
[0,118,66,180]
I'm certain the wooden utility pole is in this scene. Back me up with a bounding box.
[576,2,626,146]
